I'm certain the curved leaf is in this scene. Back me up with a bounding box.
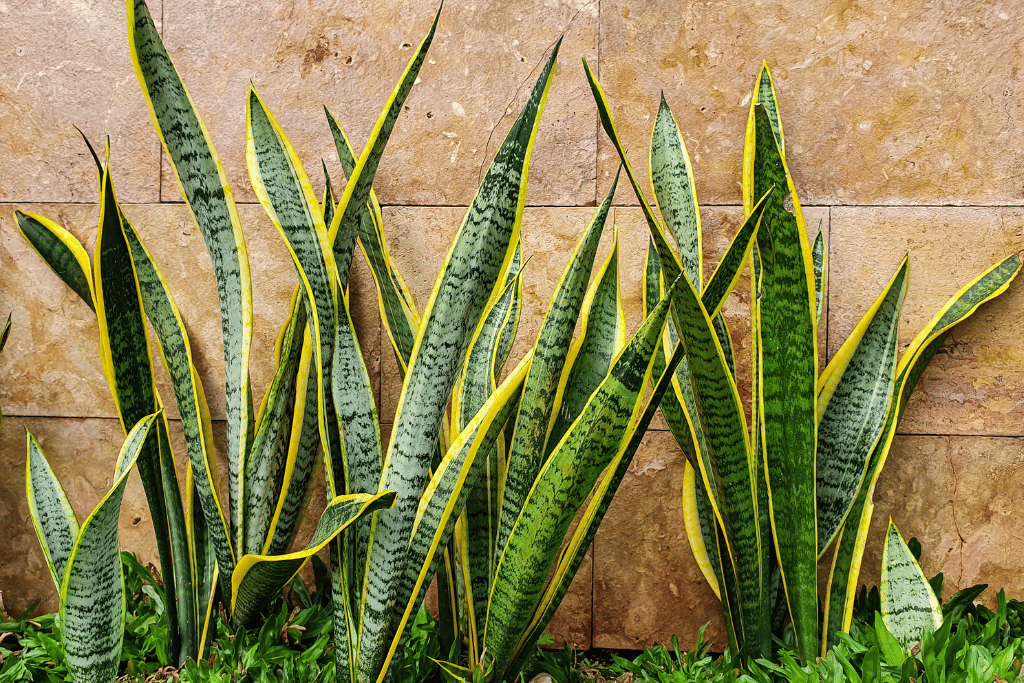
[880,519,942,653]
[15,210,95,310]
[25,433,80,593]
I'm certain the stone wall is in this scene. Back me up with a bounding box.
[2,0,1023,653]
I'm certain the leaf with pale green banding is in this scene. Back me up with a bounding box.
[15,210,95,310]
[881,519,942,653]
[60,412,157,683]
[495,241,524,378]
[246,87,341,500]
[129,0,253,541]
[813,228,826,323]
[751,101,819,663]
[650,95,701,285]
[823,253,1021,651]
[485,290,673,680]
[499,166,615,557]
[230,491,397,627]
[377,357,531,683]
[545,232,625,454]
[326,110,420,370]
[26,433,80,593]
[816,258,905,556]
[507,338,686,679]
[359,42,559,683]
[327,7,441,287]
[701,192,770,320]
[743,63,784,213]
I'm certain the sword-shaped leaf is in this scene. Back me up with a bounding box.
[743,63,785,213]
[813,228,826,323]
[230,491,397,628]
[60,413,158,683]
[129,0,254,537]
[14,210,95,310]
[880,519,942,654]
[358,41,559,682]
[25,433,80,593]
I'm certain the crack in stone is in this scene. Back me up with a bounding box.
[946,437,966,588]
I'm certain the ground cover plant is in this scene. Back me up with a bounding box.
[583,62,1022,663]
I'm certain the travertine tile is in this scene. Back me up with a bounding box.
[857,435,1024,604]
[0,202,381,421]
[0,1,161,203]
[544,548,593,649]
[598,0,1024,206]
[594,430,726,650]
[828,207,1024,436]
[160,0,597,207]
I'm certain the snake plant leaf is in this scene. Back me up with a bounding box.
[25,433,80,593]
[327,7,441,286]
[681,463,721,598]
[377,357,532,683]
[545,231,626,453]
[358,41,559,683]
[813,228,826,323]
[509,337,687,679]
[743,63,784,213]
[499,168,616,557]
[120,210,235,604]
[129,0,254,538]
[650,94,701,285]
[823,253,1020,652]
[246,87,342,492]
[701,192,771,318]
[486,288,674,679]
[326,111,421,372]
[816,258,906,556]
[880,519,942,653]
[230,490,396,628]
[14,210,95,310]
[60,412,157,683]
[751,102,819,663]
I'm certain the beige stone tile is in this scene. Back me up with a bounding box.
[857,435,1024,605]
[0,2,161,203]
[0,202,381,421]
[159,0,597,207]
[828,207,1024,436]
[598,0,1024,206]
[593,430,726,651]
[544,548,593,650]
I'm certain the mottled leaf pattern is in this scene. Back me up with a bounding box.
[880,519,942,653]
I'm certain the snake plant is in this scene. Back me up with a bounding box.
[586,62,1021,663]
[16,2,692,682]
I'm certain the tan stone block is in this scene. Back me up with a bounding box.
[0,202,380,421]
[598,0,1024,206]
[159,0,597,207]
[828,207,1024,435]
[857,435,1024,605]
[594,430,726,651]
[0,2,161,203]
[544,548,593,650]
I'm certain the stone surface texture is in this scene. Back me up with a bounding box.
[3,0,1024,654]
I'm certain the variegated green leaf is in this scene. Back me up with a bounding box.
[880,519,942,653]
[499,166,616,556]
[816,258,906,556]
[60,412,157,683]
[485,289,673,680]
[813,227,826,323]
[230,491,396,628]
[358,42,560,683]
[743,63,784,213]
[129,0,254,540]
[750,102,818,663]
[15,210,95,310]
[25,433,80,593]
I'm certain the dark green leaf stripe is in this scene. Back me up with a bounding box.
[129,0,254,535]
[121,213,235,599]
[499,167,615,557]
[327,7,441,286]
[60,413,157,683]
[231,491,397,628]
[246,88,341,494]
[358,43,559,683]
[326,111,420,370]
[510,338,687,679]
[15,210,95,310]
[25,433,80,592]
[650,95,701,285]
[546,235,624,454]
[742,65,784,214]
[880,519,942,653]
[495,241,525,378]
[751,102,819,663]
[816,260,905,556]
